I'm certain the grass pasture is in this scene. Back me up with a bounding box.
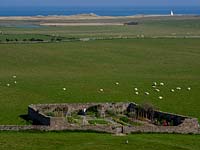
[0,132,200,150]
[0,38,199,125]
[0,17,200,150]
[1,17,200,38]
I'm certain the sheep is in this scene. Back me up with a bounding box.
[187,87,191,91]
[134,88,138,91]
[176,87,181,90]
[135,91,139,95]
[63,88,66,91]
[155,89,160,92]
[158,96,163,100]
[13,75,17,78]
[153,82,157,86]
[171,89,175,92]
[14,81,17,84]
[7,83,10,87]
[99,88,104,92]
[145,92,150,95]
[125,140,129,144]
[160,82,164,86]
[115,82,119,85]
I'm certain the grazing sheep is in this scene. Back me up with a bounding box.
[158,96,163,100]
[155,89,160,92]
[187,87,191,91]
[126,140,129,144]
[160,82,164,86]
[63,88,66,91]
[145,92,150,95]
[134,88,138,91]
[171,89,175,92]
[7,83,10,87]
[13,75,17,78]
[99,88,104,92]
[153,82,157,86]
[14,81,17,84]
[176,87,181,90]
[135,91,139,95]
[115,82,119,85]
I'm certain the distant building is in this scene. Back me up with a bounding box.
[170,10,174,16]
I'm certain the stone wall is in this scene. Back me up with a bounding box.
[31,102,130,116]
[1,124,199,134]
[123,118,199,134]
[27,102,200,134]
[0,125,49,131]
[28,106,51,125]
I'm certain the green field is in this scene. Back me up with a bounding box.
[1,18,200,39]
[1,132,200,150]
[0,18,200,150]
[0,38,199,124]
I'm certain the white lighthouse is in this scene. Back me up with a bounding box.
[170,10,174,16]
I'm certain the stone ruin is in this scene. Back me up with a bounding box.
[27,102,200,134]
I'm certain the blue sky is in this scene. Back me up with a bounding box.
[1,0,200,7]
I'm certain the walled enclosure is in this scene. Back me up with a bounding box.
[28,102,200,134]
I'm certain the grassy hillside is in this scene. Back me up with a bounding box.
[0,132,200,150]
[0,38,199,125]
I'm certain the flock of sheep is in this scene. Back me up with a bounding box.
[1,75,17,87]
[96,81,191,100]
[2,76,191,100]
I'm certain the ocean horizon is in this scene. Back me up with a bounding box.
[0,6,200,16]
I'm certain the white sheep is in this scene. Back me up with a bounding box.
[160,82,164,86]
[7,83,10,87]
[158,96,163,100]
[134,88,138,91]
[176,87,181,90]
[14,81,17,84]
[187,87,191,91]
[99,88,104,92]
[135,91,139,95]
[171,89,175,92]
[155,89,160,92]
[63,88,66,91]
[145,92,150,95]
[13,75,17,78]
[153,82,157,86]
[126,140,129,144]
[115,82,119,85]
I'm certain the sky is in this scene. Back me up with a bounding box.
[1,0,200,7]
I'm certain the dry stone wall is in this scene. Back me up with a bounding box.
[24,103,200,134]
[0,125,49,131]
[123,118,199,134]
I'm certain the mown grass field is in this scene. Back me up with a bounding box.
[0,38,199,125]
[1,132,200,150]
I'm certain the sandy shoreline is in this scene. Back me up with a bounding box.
[0,14,198,26]
[0,14,172,21]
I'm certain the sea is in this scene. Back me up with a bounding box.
[0,6,200,16]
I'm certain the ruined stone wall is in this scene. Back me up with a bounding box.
[47,124,120,134]
[0,125,49,131]
[28,106,51,125]
[27,103,200,134]
[32,102,130,114]
[123,118,199,134]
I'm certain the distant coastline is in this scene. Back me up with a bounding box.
[0,6,200,17]
[0,14,199,27]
